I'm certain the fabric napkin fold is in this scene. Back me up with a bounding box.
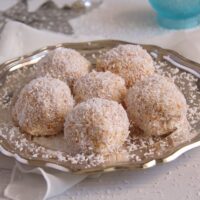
[4,162,87,200]
[0,20,100,64]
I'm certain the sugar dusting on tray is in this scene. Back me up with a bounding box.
[0,46,200,171]
[0,124,105,170]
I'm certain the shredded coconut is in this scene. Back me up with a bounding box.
[73,71,127,103]
[35,48,91,88]
[96,44,155,87]
[64,98,130,155]
[125,74,187,136]
[12,77,74,136]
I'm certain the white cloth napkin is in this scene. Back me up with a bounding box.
[4,162,86,200]
[0,20,101,64]
[1,21,200,65]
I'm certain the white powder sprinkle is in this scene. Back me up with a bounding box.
[0,47,199,171]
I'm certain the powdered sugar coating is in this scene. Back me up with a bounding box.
[96,44,155,87]
[12,77,74,136]
[125,74,187,136]
[64,98,130,155]
[73,71,127,103]
[35,48,91,88]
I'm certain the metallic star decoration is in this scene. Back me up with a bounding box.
[0,0,102,34]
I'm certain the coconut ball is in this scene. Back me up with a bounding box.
[125,74,187,136]
[96,44,155,87]
[12,77,74,136]
[35,48,91,88]
[73,71,127,103]
[64,98,130,155]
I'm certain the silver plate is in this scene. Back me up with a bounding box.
[0,40,200,174]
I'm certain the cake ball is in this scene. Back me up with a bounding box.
[12,77,74,136]
[35,48,91,88]
[96,44,155,87]
[64,98,130,155]
[125,74,187,136]
[73,71,127,103]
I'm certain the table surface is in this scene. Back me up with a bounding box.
[1,0,200,200]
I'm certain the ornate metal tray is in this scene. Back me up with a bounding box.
[0,40,200,174]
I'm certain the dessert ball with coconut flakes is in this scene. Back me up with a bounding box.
[125,74,187,136]
[12,77,74,136]
[73,71,127,103]
[35,48,91,88]
[64,98,130,155]
[96,44,155,88]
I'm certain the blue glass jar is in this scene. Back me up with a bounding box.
[149,0,200,29]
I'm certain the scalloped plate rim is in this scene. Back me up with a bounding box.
[0,39,200,174]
